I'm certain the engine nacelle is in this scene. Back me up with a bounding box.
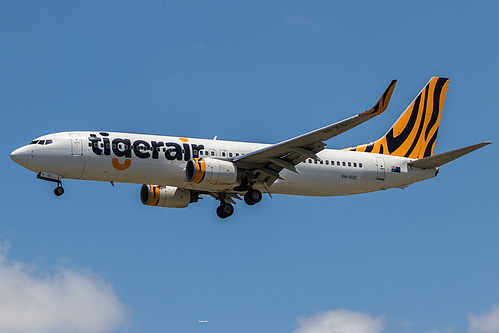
[185,158,238,185]
[140,185,198,208]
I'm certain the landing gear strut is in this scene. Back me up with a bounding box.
[244,189,262,206]
[216,203,234,219]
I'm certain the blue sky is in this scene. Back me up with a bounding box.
[1,1,498,333]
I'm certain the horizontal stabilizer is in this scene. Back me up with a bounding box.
[408,142,491,169]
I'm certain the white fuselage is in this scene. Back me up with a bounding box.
[11,131,437,196]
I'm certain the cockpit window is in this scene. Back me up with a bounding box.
[30,139,53,145]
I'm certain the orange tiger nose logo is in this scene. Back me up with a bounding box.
[112,158,131,170]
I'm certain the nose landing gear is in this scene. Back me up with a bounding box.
[37,172,65,197]
[54,183,64,196]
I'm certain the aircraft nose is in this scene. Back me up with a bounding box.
[11,146,29,167]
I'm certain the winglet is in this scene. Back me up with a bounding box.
[361,80,397,116]
[408,141,491,169]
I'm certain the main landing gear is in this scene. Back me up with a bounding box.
[244,189,262,206]
[216,203,234,219]
[215,188,263,219]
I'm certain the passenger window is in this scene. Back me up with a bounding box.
[359,163,363,168]
[106,143,110,148]
[222,152,226,157]
[320,161,323,164]
[236,153,239,157]
[314,160,318,164]
[211,151,215,156]
[200,151,203,155]
[229,153,233,157]
[325,160,329,165]
[331,161,334,166]
[354,163,357,167]
[38,140,45,145]
[308,159,312,163]
[348,162,351,167]
[337,161,340,165]
[342,162,346,166]
[113,144,116,149]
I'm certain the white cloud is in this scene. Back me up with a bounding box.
[468,304,499,333]
[294,309,385,333]
[0,242,129,333]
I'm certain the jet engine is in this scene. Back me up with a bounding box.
[185,158,238,185]
[140,184,198,208]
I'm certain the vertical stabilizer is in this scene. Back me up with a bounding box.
[345,77,449,158]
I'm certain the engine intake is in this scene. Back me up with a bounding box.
[140,185,198,208]
[186,158,238,185]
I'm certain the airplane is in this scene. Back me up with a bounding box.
[10,77,491,219]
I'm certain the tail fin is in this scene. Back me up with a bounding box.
[345,77,449,158]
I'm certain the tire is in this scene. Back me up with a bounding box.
[54,186,64,196]
[244,189,262,205]
[216,203,234,218]
[216,205,225,218]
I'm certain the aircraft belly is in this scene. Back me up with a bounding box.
[271,166,374,196]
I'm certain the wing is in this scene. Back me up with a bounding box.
[233,80,397,186]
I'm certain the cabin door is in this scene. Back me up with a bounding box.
[376,156,385,180]
[70,133,83,156]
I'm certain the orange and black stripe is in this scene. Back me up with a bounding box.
[141,184,161,206]
[185,158,207,184]
[361,79,397,116]
[344,77,449,158]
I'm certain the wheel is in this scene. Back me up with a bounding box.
[54,186,64,196]
[216,203,234,219]
[244,189,262,206]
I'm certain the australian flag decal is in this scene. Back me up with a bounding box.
[391,166,401,173]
